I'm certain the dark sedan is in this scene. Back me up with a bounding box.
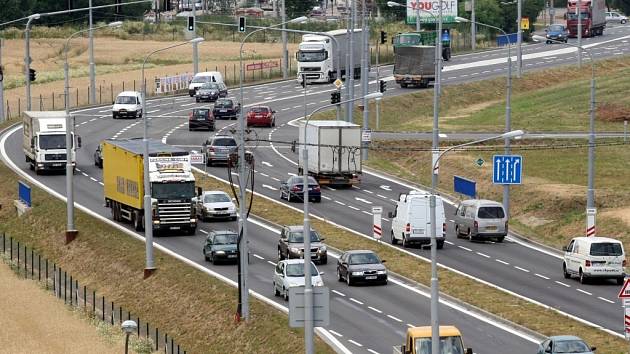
[188,108,215,131]
[280,176,321,202]
[337,250,387,286]
[203,230,239,265]
[213,99,240,120]
[545,24,568,43]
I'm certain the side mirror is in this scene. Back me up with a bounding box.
[319,271,325,275]
[30,138,35,149]
[591,347,597,351]
[112,101,115,105]
[77,136,82,148]
[319,237,325,241]
[197,187,202,197]
[388,211,394,218]
[465,349,473,354]
[272,110,277,113]
[562,245,568,251]
[381,259,386,263]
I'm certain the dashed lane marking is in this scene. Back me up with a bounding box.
[387,314,402,322]
[495,259,510,265]
[349,298,363,305]
[458,246,472,252]
[514,266,530,273]
[535,273,550,280]
[576,289,592,296]
[267,261,277,266]
[555,281,570,288]
[347,340,363,347]
[598,297,615,304]
[332,290,346,297]
[329,330,343,337]
[253,254,264,260]
[368,306,382,314]
[476,252,491,258]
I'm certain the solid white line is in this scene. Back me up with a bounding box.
[361,210,372,216]
[350,298,364,305]
[476,252,491,258]
[598,297,615,304]
[332,289,346,297]
[253,254,264,260]
[368,306,382,314]
[576,289,592,296]
[387,314,403,322]
[535,273,550,280]
[555,281,571,288]
[458,246,472,252]
[347,340,363,347]
[267,260,277,266]
[514,266,530,273]
[329,330,343,337]
[496,259,510,265]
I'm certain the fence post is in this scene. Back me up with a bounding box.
[23,244,26,278]
[52,263,55,293]
[30,248,33,278]
[84,285,86,309]
[87,86,90,104]
[17,99,20,119]
[99,85,102,104]
[110,83,113,103]
[155,328,159,350]
[10,237,13,260]
[122,81,125,92]
[64,271,67,303]
[70,275,73,305]
[171,337,174,354]
[133,80,136,91]
[111,301,114,325]
[165,334,168,353]
[39,94,43,110]
[76,88,79,107]
[75,280,78,305]
[102,296,105,321]
[37,254,40,281]
[16,241,19,268]
[119,307,122,324]
[137,317,140,336]
[93,290,96,314]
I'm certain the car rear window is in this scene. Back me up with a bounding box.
[193,109,210,118]
[250,107,269,113]
[477,206,505,219]
[590,242,623,256]
[212,138,236,146]
[215,100,233,108]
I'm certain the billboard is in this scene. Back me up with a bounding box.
[406,0,458,24]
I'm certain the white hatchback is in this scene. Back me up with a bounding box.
[606,11,628,24]
[563,236,626,284]
[273,259,324,301]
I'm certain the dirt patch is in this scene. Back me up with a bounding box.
[516,213,554,228]
[528,180,584,199]
[597,102,630,122]
[600,207,630,228]
[441,100,502,120]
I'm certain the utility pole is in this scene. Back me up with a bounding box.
[471,0,476,51]
[347,2,356,122]
[344,7,351,122]
[88,0,96,105]
[25,15,39,111]
[516,0,522,78]
[281,0,288,79]
[577,0,582,68]
[193,6,199,74]
[0,39,4,122]
[360,0,369,160]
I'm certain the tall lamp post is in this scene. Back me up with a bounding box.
[238,15,308,321]
[141,37,204,278]
[429,130,523,352]
[533,34,596,235]
[63,21,122,243]
[302,92,382,354]
[455,16,514,221]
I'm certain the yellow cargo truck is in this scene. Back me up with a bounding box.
[103,138,197,235]
[393,326,472,354]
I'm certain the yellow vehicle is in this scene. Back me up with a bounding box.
[393,326,472,354]
[103,138,197,235]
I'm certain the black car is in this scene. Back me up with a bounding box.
[195,82,228,102]
[337,250,387,286]
[189,108,215,131]
[94,143,103,168]
[203,230,239,264]
[280,176,321,202]
[277,225,327,264]
[213,99,240,120]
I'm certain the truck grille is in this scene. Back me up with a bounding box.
[45,153,67,161]
[157,202,192,224]
[302,67,321,72]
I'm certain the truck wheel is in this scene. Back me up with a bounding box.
[563,263,571,279]
[402,235,408,248]
[133,211,144,231]
[437,241,444,249]
[391,231,398,245]
[400,83,408,88]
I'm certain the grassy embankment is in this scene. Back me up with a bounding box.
[0,161,334,354]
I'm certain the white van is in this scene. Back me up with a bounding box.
[388,190,446,249]
[188,71,224,96]
[563,236,626,284]
[112,91,142,119]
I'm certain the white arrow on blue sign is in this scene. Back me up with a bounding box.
[492,155,523,185]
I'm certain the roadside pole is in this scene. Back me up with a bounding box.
[375,39,380,129]
[471,0,476,51]
[88,0,96,105]
[281,0,288,79]
[624,120,627,143]
[0,39,4,122]
[193,8,199,75]
[517,0,522,78]
[360,0,369,160]
[577,0,582,68]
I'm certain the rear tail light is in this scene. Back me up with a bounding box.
[291,185,301,192]
[313,186,320,192]
[405,223,410,233]
[473,221,478,230]
[207,147,215,152]
[585,260,591,267]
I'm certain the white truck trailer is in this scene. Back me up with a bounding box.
[23,111,80,174]
[298,120,361,186]
[296,29,363,84]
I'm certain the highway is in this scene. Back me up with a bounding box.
[2,23,630,353]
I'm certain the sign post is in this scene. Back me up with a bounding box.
[617,278,630,341]
[586,208,596,237]
[289,286,330,328]
[372,206,383,240]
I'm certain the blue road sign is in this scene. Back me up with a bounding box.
[454,176,476,198]
[493,155,523,185]
[18,181,31,207]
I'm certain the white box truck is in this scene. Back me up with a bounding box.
[296,29,363,84]
[23,111,80,174]
[298,120,361,186]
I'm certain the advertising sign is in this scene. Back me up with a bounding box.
[406,0,458,24]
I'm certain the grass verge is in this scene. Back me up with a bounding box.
[0,161,334,354]
[192,169,628,353]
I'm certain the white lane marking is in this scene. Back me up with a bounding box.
[379,185,391,191]
[355,197,373,204]
[364,190,373,194]
[387,314,403,322]
[514,266,530,273]
[253,254,265,260]
[576,289,592,296]
[382,217,389,222]
[199,230,208,234]
[262,161,273,167]
[147,109,160,114]
[349,298,363,305]
[535,273,550,280]
[322,195,332,200]
[377,194,388,199]
[262,184,278,191]
[406,323,414,328]
[329,330,343,337]
[271,177,280,182]
[267,260,277,266]
[458,246,472,252]
[439,133,447,138]
[598,297,615,304]
[98,109,109,113]
[181,102,196,106]
[348,205,360,211]
[81,172,88,177]
[368,306,382,314]
[327,186,337,191]
[361,210,372,216]
[335,200,346,206]
[98,182,104,186]
[281,107,291,111]
[260,173,269,177]
[476,252,491,258]
[445,241,454,245]
[367,349,380,354]
[90,177,98,182]
[496,259,510,265]
[348,340,363,347]
[555,281,571,288]
[288,172,297,176]
[293,105,301,109]
[332,290,346,297]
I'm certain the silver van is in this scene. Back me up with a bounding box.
[454,199,507,242]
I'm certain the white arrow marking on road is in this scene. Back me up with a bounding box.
[355,197,373,205]
[262,161,273,167]
[379,185,391,191]
[262,184,278,191]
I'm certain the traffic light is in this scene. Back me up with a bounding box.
[29,68,36,82]
[238,17,246,33]
[331,91,341,104]
[379,79,386,93]
[187,16,195,32]
[380,31,387,45]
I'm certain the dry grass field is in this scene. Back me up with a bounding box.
[0,262,126,354]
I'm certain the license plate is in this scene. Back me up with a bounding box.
[220,109,227,112]
[51,163,63,167]
[365,276,377,280]
[486,226,498,231]
[228,255,237,258]
[413,229,424,234]
[170,226,180,230]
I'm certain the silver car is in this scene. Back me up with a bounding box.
[606,11,628,24]
[454,199,507,242]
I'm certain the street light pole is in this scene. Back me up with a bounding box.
[360,0,370,160]
[63,21,122,244]
[88,0,96,105]
[532,35,595,235]
[577,0,582,68]
[281,0,288,79]
[141,37,204,278]
[193,6,199,75]
[471,0,476,51]
[24,14,40,111]
[517,0,522,78]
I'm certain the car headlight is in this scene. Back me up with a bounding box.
[319,245,327,252]
[215,251,225,255]
[377,270,387,275]
[352,271,363,276]
[202,206,209,211]
[546,34,550,38]
[290,247,300,253]
[315,280,324,287]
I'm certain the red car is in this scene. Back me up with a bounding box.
[246,106,276,127]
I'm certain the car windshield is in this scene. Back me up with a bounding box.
[250,107,269,113]
[201,83,219,90]
[414,336,465,354]
[288,230,321,243]
[590,242,623,256]
[553,339,590,353]
[477,206,505,219]
[297,50,327,62]
[212,138,236,147]
[567,12,590,20]
[193,109,210,118]
[204,193,231,203]
[215,100,233,108]
[192,76,212,83]
[39,134,69,149]
[151,181,195,200]
[549,25,565,31]
[115,96,137,104]
[285,263,319,277]
[349,253,380,265]
[213,233,237,245]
